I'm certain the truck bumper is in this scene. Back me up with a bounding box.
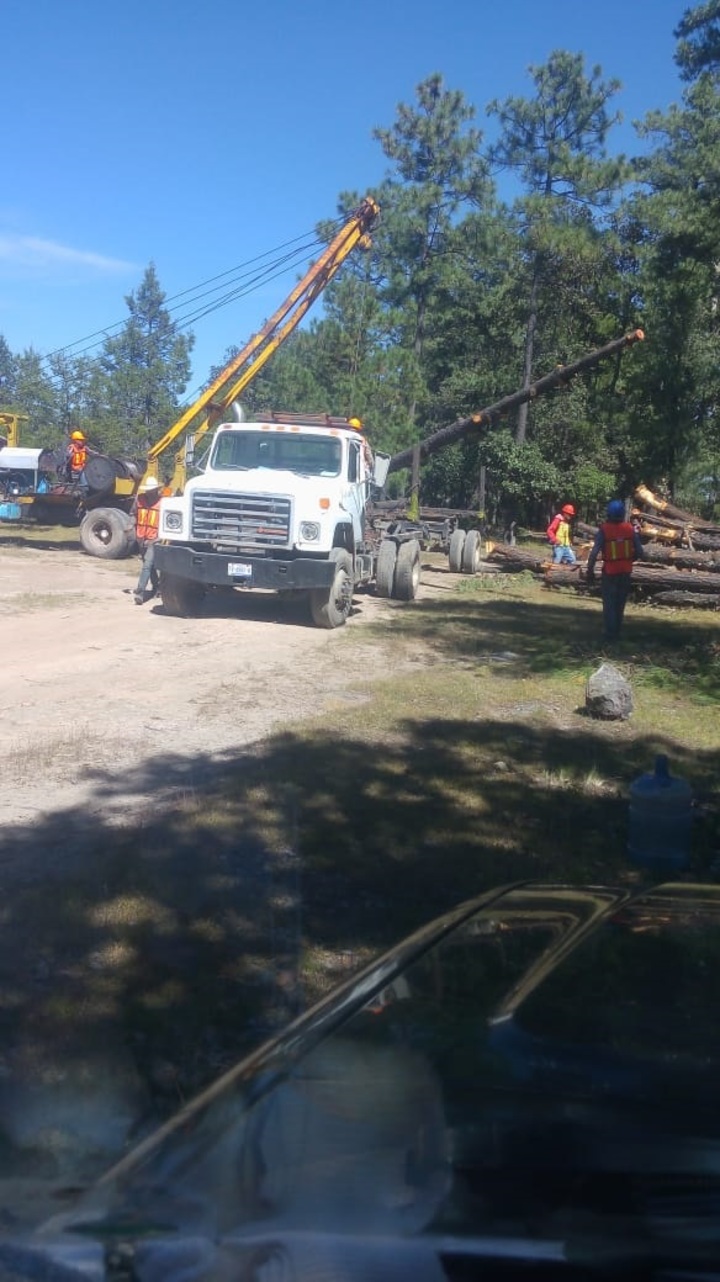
[155,544,336,590]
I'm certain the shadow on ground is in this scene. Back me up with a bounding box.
[1,577,719,1196]
[0,713,718,1121]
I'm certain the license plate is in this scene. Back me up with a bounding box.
[228,562,252,578]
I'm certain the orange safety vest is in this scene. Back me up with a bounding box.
[136,500,160,543]
[600,521,634,575]
[69,443,87,472]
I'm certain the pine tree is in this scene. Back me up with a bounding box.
[95,264,193,458]
[628,4,720,493]
[675,0,720,80]
[371,74,491,427]
[488,51,627,443]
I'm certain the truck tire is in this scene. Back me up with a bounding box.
[393,539,421,601]
[448,528,466,572]
[79,508,130,559]
[375,539,397,598]
[160,572,206,617]
[462,529,482,574]
[310,548,353,629]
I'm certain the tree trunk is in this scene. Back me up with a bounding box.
[516,266,540,445]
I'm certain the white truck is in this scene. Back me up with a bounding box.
[154,411,422,627]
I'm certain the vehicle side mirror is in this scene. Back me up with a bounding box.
[184,435,196,468]
[372,453,390,490]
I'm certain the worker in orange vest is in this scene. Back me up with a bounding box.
[133,477,162,605]
[66,429,89,480]
[586,499,643,641]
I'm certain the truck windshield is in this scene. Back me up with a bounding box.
[212,430,342,477]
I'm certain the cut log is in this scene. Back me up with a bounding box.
[641,543,720,572]
[630,514,720,551]
[547,564,720,594]
[634,484,720,534]
[652,591,720,609]
[545,568,598,590]
[635,522,720,551]
[576,521,599,541]
[487,544,551,572]
[629,565,720,593]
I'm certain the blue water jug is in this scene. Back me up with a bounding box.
[628,755,692,871]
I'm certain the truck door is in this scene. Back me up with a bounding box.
[342,440,366,545]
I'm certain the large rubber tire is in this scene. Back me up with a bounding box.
[462,529,482,575]
[393,539,421,601]
[79,507,129,559]
[448,528,466,572]
[310,548,354,629]
[375,539,397,598]
[160,572,206,617]
[107,506,136,551]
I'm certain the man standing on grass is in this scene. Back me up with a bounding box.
[586,499,643,642]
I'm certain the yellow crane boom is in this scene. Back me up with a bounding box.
[145,197,379,492]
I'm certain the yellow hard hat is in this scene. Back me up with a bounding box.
[70,430,86,442]
[348,416,363,430]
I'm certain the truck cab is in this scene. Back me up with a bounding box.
[154,414,398,627]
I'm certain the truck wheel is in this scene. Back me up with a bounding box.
[310,549,353,629]
[448,528,466,572]
[462,529,482,574]
[393,539,421,601]
[79,508,129,559]
[160,572,205,618]
[375,539,397,598]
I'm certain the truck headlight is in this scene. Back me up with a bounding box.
[300,521,320,541]
[163,510,183,533]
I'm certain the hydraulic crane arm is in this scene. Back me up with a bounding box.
[388,329,645,474]
[146,197,379,491]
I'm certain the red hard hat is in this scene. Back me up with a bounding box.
[561,504,576,516]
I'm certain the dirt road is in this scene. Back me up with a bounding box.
[1,541,406,828]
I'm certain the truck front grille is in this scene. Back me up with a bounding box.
[191,490,292,549]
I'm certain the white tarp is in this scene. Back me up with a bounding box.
[0,447,44,472]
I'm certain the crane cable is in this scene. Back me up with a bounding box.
[41,218,347,367]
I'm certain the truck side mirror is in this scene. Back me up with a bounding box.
[184,435,196,468]
[372,453,390,490]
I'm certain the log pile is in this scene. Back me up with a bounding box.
[486,485,720,609]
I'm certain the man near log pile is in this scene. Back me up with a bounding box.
[586,500,644,642]
[547,503,577,564]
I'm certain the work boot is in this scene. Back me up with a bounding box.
[133,592,144,605]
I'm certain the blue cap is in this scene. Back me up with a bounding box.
[607,499,625,521]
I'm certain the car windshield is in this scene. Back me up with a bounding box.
[211,430,342,477]
[13,885,720,1277]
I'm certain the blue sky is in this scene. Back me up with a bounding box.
[3,0,687,399]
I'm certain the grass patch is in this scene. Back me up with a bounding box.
[0,524,81,550]
[3,592,88,613]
